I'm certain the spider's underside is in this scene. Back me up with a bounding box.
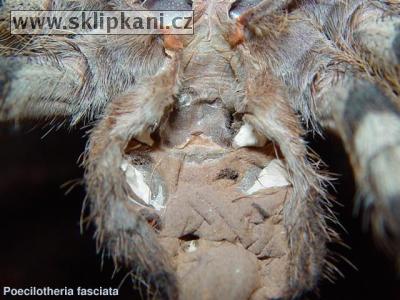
[0,0,400,299]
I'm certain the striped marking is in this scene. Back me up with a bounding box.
[342,81,399,139]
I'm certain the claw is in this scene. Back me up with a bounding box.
[136,130,154,146]
[233,122,267,148]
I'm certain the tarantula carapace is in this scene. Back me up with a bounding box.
[1,0,399,299]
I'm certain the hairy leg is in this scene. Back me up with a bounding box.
[0,0,103,123]
[312,0,400,262]
[351,2,400,67]
[84,52,180,298]
[0,56,87,122]
[319,74,400,261]
[0,0,162,124]
[238,68,333,298]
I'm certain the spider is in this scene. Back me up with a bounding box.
[0,0,399,299]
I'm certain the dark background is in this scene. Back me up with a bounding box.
[0,124,399,300]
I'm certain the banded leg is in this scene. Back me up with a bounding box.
[0,56,87,122]
[320,75,400,261]
[0,2,109,122]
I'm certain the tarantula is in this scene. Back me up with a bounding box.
[1,0,399,299]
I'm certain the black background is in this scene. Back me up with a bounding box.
[0,124,399,300]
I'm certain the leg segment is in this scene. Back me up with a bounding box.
[84,53,180,298]
[351,3,400,67]
[0,56,86,122]
[320,75,400,261]
[240,69,333,298]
